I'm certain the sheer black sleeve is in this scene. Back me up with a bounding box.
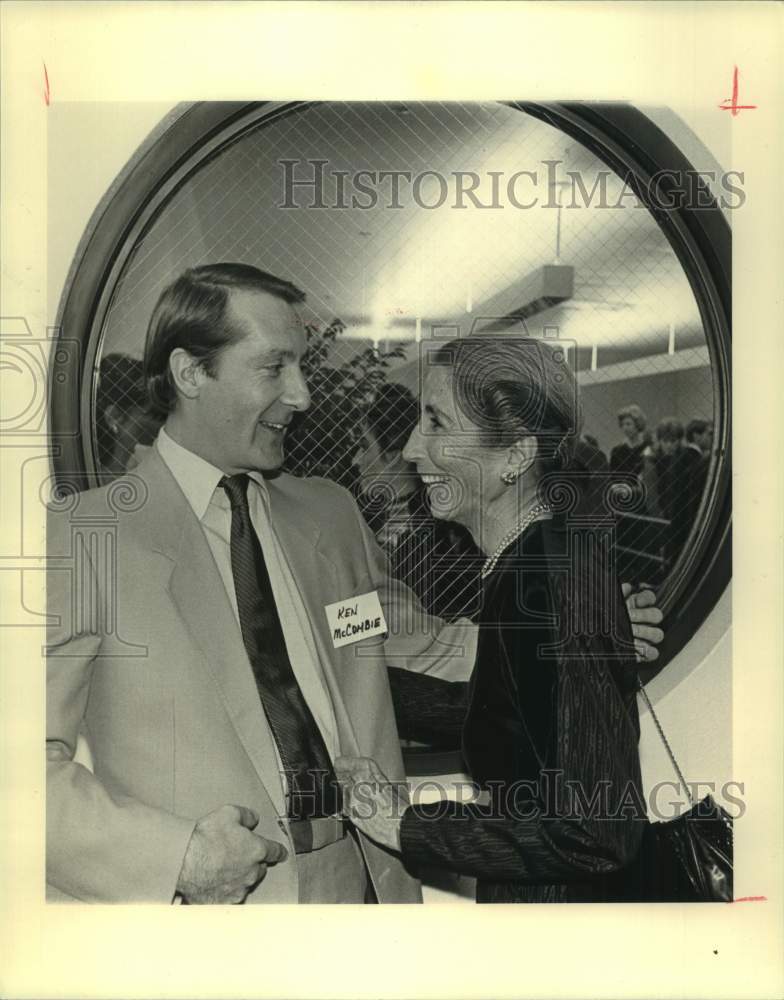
[399,668,644,883]
[386,666,468,749]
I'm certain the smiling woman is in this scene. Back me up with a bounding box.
[334,333,664,903]
[50,100,730,682]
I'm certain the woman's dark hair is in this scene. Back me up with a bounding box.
[143,263,306,418]
[365,383,420,454]
[430,336,582,475]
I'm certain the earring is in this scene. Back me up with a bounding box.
[500,470,519,486]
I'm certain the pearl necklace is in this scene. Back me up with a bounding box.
[480,502,552,580]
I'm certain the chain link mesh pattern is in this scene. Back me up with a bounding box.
[94,102,715,601]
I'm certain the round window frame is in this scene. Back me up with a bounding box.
[49,100,731,682]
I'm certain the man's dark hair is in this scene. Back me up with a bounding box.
[96,353,159,469]
[685,418,711,442]
[98,353,149,414]
[656,417,685,443]
[143,263,306,418]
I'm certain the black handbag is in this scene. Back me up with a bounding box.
[608,678,733,903]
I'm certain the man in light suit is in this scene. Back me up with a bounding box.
[47,263,483,904]
[46,263,663,903]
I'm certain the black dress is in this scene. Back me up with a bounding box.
[609,440,648,478]
[359,485,482,621]
[389,515,645,902]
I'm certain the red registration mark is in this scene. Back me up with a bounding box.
[719,67,757,117]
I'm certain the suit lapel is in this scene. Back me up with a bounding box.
[133,449,287,815]
[265,477,362,759]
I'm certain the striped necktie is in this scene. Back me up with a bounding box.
[220,473,340,820]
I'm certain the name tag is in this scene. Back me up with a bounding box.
[324,590,388,648]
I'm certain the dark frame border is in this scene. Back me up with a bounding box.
[50,100,731,682]
[513,102,731,680]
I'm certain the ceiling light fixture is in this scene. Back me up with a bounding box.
[478,263,575,332]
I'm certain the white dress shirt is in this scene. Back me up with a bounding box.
[156,428,341,791]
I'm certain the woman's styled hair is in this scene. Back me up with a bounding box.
[430,336,582,474]
[433,337,636,672]
[364,383,420,455]
[617,404,647,433]
[143,263,306,418]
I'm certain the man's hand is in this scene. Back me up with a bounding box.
[623,583,664,663]
[176,804,287,904]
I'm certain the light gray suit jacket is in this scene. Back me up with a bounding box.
[46,448,476,902]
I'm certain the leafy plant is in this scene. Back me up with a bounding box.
[283,318,406,486]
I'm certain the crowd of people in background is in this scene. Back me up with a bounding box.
[95,351,712,598]
[604,404,712,580]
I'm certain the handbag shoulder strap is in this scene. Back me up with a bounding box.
[636,676,695,807]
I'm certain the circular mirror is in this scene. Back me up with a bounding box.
[51,101,730,682]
